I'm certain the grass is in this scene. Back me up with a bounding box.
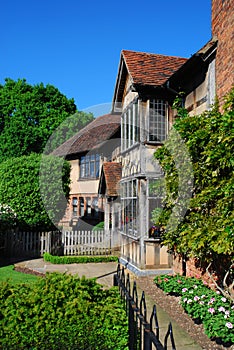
[0,265,39,284]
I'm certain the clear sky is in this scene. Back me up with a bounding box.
[1,0,212,116]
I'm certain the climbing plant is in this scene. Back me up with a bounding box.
[152,88,234,262]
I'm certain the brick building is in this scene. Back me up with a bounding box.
[212,0,234,103]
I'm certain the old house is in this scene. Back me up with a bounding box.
[52,113,121,230]
[109,0,233,275]
[111,50,188,273]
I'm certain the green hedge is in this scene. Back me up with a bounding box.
[0,273,128,350]
[43,252,118,264]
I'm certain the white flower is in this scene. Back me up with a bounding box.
[221,297,227,302]
[218,306,225,312]
[225,322,233,329]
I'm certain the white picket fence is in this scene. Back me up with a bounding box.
[62,230,112,256]
[4,229,120,257]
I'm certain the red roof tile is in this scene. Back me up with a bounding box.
[122,50,187,86]
[52,114,120,157]
[102,162,122,196]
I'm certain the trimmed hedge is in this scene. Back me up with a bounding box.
[0,273,128,349]
[43,252,118,264]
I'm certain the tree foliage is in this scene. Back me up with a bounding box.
[152,88,234,261]
[0,78,94,161]
[0,154,71,230]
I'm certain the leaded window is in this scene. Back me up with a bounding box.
[149,99,168,142]
[120,179,138,236]
[80,154,100,179]
[148,178,164,239]
[121,100,139,152]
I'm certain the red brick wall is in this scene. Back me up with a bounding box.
[173,255,218,289]
[212,0,234,103]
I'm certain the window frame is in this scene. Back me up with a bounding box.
[147,178,164,239]
[121,99,139,152]
[120,179,138,236]
[148,99,168,143]
[79,153,100,179]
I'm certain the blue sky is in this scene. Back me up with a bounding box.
[1,0,212,116]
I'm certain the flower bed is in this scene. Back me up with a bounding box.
[154,274,234,345]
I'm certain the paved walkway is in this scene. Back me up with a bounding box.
[15,258,202,350]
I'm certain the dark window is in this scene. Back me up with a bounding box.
[79,197,84,216]
[72,197,78,216]
[86,197,92,216]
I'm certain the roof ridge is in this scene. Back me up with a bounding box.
[121,49,187,60]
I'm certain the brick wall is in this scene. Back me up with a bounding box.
[173,255,218,289]
[212,0,234,103]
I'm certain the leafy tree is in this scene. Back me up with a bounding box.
[152,88,234,262]
[0,154,71,230]
[0,78,94,161]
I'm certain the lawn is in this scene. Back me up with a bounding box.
[0,265,39,284]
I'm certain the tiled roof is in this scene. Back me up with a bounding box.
[102,162,122,196]
[122,50,187,86]
[52,114,120,157]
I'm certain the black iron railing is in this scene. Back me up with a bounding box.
[114,263,176,350]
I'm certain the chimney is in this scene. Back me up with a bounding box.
[212,0,234,103]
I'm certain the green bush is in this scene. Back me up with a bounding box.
[93,221,105,231]
[43,252,118,264]
[154,274,234,345]
[0,273,128,350]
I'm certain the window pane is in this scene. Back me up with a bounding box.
[79,154,100,178]
[90,161,95,177]
[120,180,138,236]
[80,197,84,216]
[149,100,167,142]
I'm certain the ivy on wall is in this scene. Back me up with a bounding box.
[152,88,234,262]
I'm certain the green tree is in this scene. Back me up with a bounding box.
[0,78,94,161]
[0,154,71,230]
[152,88,234,261]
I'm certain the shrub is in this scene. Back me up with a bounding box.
[154,274,234,345]
[0,273,128,349]
[93,221,105,231]
[43,252,118,264]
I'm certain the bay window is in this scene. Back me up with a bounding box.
[121,100,139,152]
[121,179,138,236]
